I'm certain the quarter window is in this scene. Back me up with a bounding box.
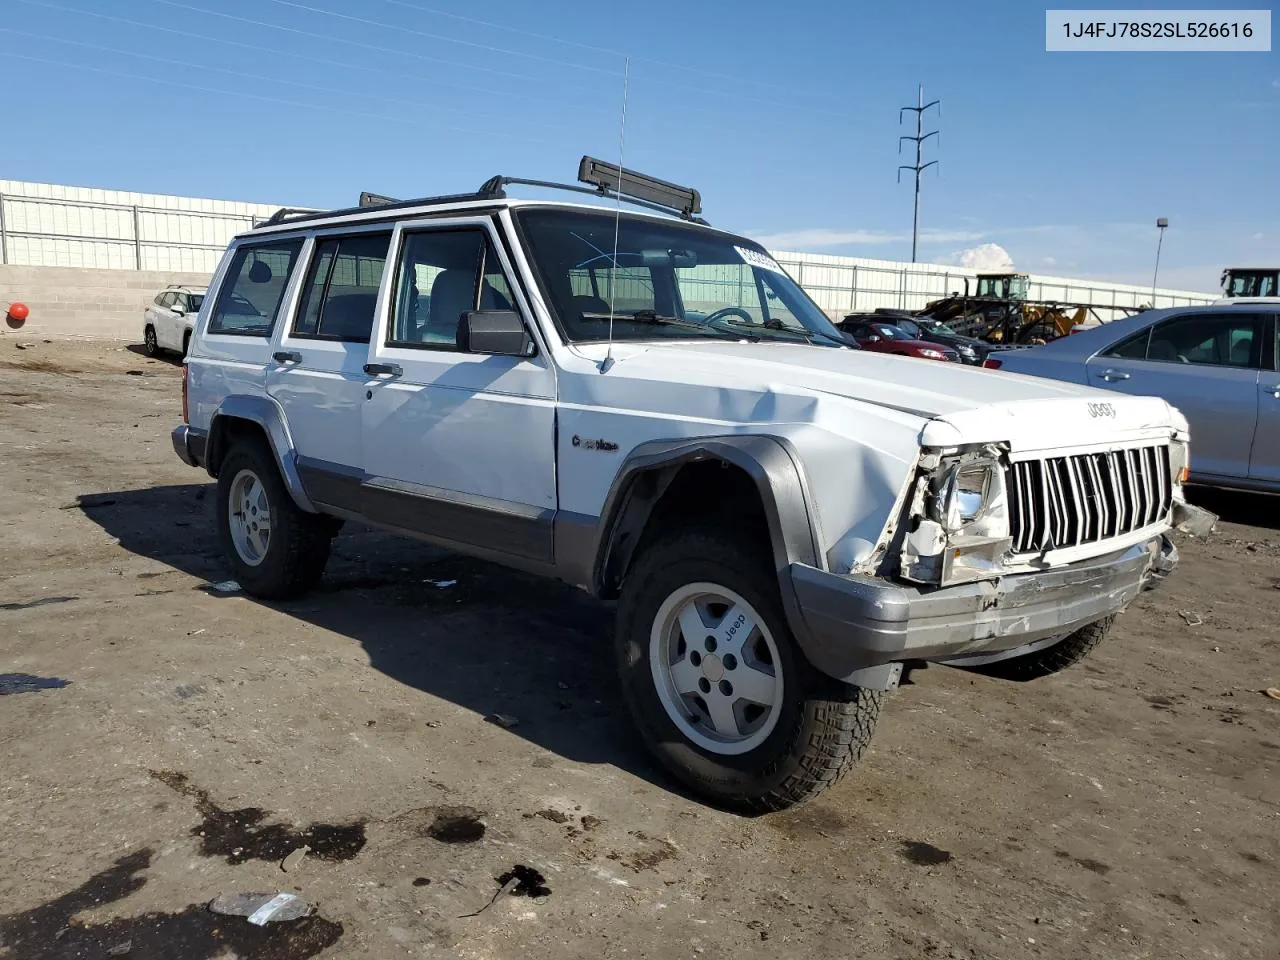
[389,229,514,349]
[292,232,391,342]
[208,240,304,337]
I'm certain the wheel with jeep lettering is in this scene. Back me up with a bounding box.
[616,528,882,813]
[216,439,334,599]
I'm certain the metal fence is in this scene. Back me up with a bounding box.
[0,180,1218,314]
[774,255,1216,316]
[0,183,278,273]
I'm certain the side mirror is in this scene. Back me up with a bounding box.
[867,334,882,342]
[457,310,533,357]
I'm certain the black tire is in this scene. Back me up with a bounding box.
[967,616,1114,682]
[181,331,191,359]
[143,325,158,357]
[215,438,333,599]
[616,528,882,814]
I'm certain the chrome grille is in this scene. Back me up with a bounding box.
[1007,445,1171,554]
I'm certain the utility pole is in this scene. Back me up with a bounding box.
[1151,217,1168,303]
[899,84,939,263]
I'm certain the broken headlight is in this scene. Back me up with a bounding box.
[931,457,1010,539]
[903,453,1013,585]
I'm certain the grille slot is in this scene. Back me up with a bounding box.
[1006,445,1171,554]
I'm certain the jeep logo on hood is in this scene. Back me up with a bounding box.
[1088,402,1116,419]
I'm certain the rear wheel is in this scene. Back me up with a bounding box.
[616,529,882,813]
[143,325,158,357]
[216,439,333,599]
[967,617,1114,682]
[181,331,191,358]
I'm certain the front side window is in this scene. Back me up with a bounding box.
[208,240,304,337]
[188,294,205,312]
[517,209,846,346]
[1145,313,1263,369]
[389,229,513,349]
[293,232,391,342]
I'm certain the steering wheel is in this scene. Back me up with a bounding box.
[702,306,755,325]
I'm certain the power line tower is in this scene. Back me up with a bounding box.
[898,84,940,263]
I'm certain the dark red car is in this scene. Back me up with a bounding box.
[839,320,960,362]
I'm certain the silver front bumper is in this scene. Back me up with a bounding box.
[788,534,1174,686]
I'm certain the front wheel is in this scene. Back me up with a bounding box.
[616,529,882,813]
[143,325,159,357]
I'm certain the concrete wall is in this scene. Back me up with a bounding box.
[0,264,213,339]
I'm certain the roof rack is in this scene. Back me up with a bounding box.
[477,155,707,224]
[252,156,707,232]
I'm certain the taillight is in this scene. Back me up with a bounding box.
[983,357,1003,369]
[181,363,189,423]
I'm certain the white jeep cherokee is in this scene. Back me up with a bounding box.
[172,158,1201,811]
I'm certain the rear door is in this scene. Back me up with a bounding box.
[191,239,306,428]
[361,216,557,563]
[144,292,167,346]
[1247,312,1280,483]
[268,228,392,509]
[1085,311,1264,481]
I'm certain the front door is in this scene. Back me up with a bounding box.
[1085,310,1265,481]
[361,218,557,563]
[268,229,392,510]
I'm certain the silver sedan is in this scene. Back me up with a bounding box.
[988,303,1280,491]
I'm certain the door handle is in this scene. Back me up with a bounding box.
[1262,384,1280,398]
[272,350,302,364]
[363,362,403,377]
[1099,369,1130,382]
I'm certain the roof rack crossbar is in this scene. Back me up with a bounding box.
[478,172,709,225]
[259,207,317,227]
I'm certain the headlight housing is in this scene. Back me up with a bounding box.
[902,451,1014,585]
[931,458,1010,539]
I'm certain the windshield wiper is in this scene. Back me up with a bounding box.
[579,310,746,339]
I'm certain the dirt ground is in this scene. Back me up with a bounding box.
[1,337,1277,960]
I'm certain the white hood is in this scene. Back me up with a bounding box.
[567,340,1181,454]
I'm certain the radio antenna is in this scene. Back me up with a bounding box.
[601,56,630,374]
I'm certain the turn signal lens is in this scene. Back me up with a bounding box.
[1178,465,1189,484]
[983,357,1003,369]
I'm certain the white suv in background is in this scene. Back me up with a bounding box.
[143,285,205,357]
[170,157,1206,811]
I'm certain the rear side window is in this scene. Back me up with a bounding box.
[1146,313,1263,369]
[208,240,304,337]
[293,232,391,342]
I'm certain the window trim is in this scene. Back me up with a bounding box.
[206,238,305,339]
[288,230,393,345]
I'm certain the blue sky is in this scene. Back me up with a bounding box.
[2,0,1276,291]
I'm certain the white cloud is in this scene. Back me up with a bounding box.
[1041,256,1058,266]
[1252,232,1265,240]
[947,242,1015,271]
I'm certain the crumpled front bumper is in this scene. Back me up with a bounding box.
[787,533,1175,688]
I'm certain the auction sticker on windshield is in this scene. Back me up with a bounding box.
[735,246,785,274]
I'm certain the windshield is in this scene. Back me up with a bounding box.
[895,318,921,337]
[1223,270,1279,298]
[917,317,959,336]
[517,209,847,346]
